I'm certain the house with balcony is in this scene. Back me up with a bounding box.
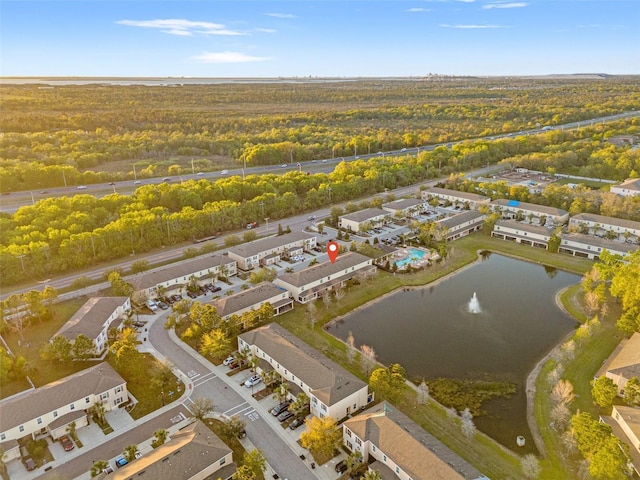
[238,323,371,421]
[569,213,640,243]
[273,252,375,304]
[421,187,490,210]
[490,199,569,225]
[436,211,485,241]
[227,231,317,271]
[98,420,235,480]
[382,198,427,219]
[611,178,640,197]
[130,255,237,298]
[339,208,391,233]
[558,233,638,260]
[0,363,127,443]
[53,297,130,356]
[208,282,293,322]
[491,220,552,249]
[341,402,486,480]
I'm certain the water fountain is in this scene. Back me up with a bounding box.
[468,292,481,314]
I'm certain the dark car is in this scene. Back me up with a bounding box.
[59,435,74,451]
[271,400,292,416]
[115,455,128,468]
[289,417,305,430]
[157,301,169,310]
[335,459,348,474]
[277,410,294,423]
[23,456,37,471]
[212,285,222,292]
[187,291,197,299]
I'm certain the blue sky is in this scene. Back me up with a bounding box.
[1,0,638,77]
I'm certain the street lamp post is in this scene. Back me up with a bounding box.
[191,158,195,175]
[242,154,246,180]
[332,146,336,158]
[264,218,270,234]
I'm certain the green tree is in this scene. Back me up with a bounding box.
[90,401,107,426]
[40,335,73,363]
[108,271,134,296]
[345,451,364,477]
[589,436,631,480]
[223,415,247,439]
[72,333,96,359]
[200,328,230,359]
[151,429,168,448]
[591,375,618,408]
[362,471,382,480]
[289,392,310,417]
[123,445,140,462]
[624,377,640,406]
[369,363,406,402]
[242,449,267,478]
[0,347,13,384]
[90,460,109,477]
[190,397,215,421]
[299,416,342,459]
[231,465,255,480]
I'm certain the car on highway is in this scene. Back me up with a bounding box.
[280,164,287,168]
[59,435,75,451]
[322,159,328,163]
[271,400,292,416]
[223,355,236,366]
[196,172,204,176]
[163,177,171,182]
[108,182,116,186]
[221,170,228,175]
[308,215,316,221]
[277,410,294,423]
[401,148,407,152]
[77,185,87,190]
[133,180,142,184]
[244,375,262,388]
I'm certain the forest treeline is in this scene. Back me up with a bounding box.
[1,78,639,192]
[1,118,639,287]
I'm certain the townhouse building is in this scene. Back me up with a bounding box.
[435,211,485,241]
[339,208,391,233]
[382,198,427,219]
[421,187,490,210]
[238,323,371,421]
[208,282,293,321]
[599,332,640,395]
[558,233,638,260]
[227,231,317,271]
[490,199,569,225]
[611,178,640,197]
[491,220,552,249]
[569,213,640,242]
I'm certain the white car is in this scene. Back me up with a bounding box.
[221,170,228,175]
[196,172,204,176]
[77,185,87,190]
[223,355,236,366]
[244,375,262,388]
[281,164,287,168]
[133,180,142,184]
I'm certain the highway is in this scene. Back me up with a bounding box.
[1,110,637,214]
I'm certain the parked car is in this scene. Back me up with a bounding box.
[115,455,128,468]
[22,456,37,471]
[223,355,236,366]
[59,435,75,451]
[228,361,240,370]
[271,400,292,416]
[146,299,158,312]
[289,417,305,430]
[103,464,115,474]
[157,301,169,310]
[187,291,197,299]
[244,375,262,388]
[277,410,294,423]
[335,459,348,473]
[212,285,222,293]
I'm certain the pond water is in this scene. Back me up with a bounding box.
[326,253,579,452]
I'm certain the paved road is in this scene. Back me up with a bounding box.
[147,313,320,480]
[35,405,190,480]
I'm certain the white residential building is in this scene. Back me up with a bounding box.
[227,231,317,271]
[599,332,640,395]
[0,363,127,443]
[492,220,552,249]
[490,199,569,225]
[238,323,371,421]
[274,252,375,304]
[421,187,490,210]
[53,297,131,356]
[610,178,640,197]
[382,198,427,218]
[208,282,293,321]
[605,405,640,476]
[559,233,638,260]
[341,403,486,480]
[436,211,485,241]
[339,208,391,233]
[130,255,237,297]
[569,213,640,242]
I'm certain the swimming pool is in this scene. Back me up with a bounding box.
[395,248,426,268]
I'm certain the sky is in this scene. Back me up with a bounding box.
[1,0,638,77]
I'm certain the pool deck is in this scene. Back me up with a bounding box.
[394,247,438,269]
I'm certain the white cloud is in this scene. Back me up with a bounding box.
[116,19,246,36]
[255,28,277,33]
[191,51,271,64]
[440,23,502,28]
[482,2,527,9]
[406,7,432,12]
[264,13,297,18]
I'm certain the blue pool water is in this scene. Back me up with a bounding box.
[395,248,425,268]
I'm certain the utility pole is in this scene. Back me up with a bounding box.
[191,158,195,175]
[264,217,270,234]
[62,169,67,187]
[133,164,137,180]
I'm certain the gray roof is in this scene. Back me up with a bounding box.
[0,363,125,432]
[614,178,640,191]
[102,420,234,480]
[570,213,640,231]
[494,219,553,236]
[425,187,490,202]
[382,198,424,211]
[55,297,128,341]
[209,282,289,318]
[276,252,371,288]
[491,199,568,217]
[130,255,234,290]
[562,233,638,255]
[340,208,389,223]
[343,403,484,480]
[228,231,316,259]
[606,333,640,382]
[437,210,485,229]
[239,323,367,407]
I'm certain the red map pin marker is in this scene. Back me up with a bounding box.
[327,241,340,264]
